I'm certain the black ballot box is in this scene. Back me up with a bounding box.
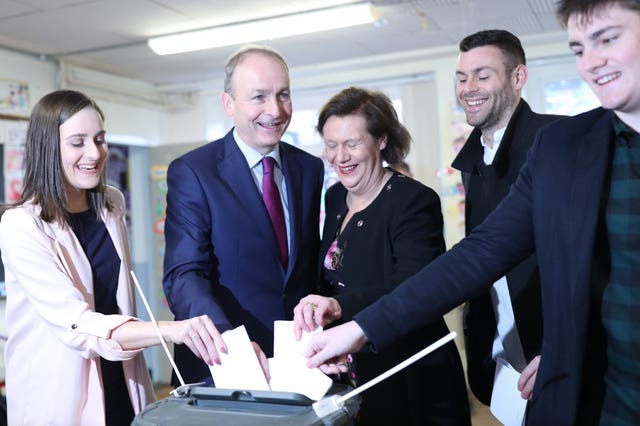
[132,383,360,426]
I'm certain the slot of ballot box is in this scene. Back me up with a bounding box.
[189,386,313,413]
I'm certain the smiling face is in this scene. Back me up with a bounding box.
[222,52,292,154]
[455,45,526,137]
[568,4,640,123]
[59,106,107,212]
[322,114,386,196]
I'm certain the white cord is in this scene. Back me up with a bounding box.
[130,270,186,387]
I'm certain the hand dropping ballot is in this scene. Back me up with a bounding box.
[209,322,332,401]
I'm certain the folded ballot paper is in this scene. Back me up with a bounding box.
[209,321,333,401]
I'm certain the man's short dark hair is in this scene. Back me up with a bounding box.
[556,0,640,27]
[459,29,526,72]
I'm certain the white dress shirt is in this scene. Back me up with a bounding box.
[480,128,527,369]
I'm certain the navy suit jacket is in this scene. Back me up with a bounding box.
[355,108,615,425]
[163,129,323,383]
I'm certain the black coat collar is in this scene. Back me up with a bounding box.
[452,99,531,177]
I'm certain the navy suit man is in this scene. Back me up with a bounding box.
[305,1,640,424]
[451,30,562,407]
[163,45,323,384]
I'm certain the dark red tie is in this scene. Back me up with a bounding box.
[261,156,288,267]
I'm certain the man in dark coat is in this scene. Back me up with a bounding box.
[451,29,562,408]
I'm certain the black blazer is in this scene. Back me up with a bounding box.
[320,172,470,425]
[355,108,617,425]
[163,129,324,383]
[451,99,562,404]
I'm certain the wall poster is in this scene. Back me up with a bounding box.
[0,80,30,119]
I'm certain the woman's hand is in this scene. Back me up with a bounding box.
[165,315,227,366]
[293,294,342,340]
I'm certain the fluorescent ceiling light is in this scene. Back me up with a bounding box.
[148,2,375,56]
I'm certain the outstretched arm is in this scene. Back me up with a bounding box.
[111,314,227,366]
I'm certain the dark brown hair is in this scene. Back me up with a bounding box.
[556,0,640,27]
[317,86,411,164]
[459,29,526,73]
[2,90,109,223]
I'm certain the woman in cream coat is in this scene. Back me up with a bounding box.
[0,90,227,425]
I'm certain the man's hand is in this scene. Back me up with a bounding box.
[304,320,368,373]
[518,355,540,400]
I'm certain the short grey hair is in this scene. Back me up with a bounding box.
[223,44,289,97]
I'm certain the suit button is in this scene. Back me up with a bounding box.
[71,324,78,330]
[282,293,287,300]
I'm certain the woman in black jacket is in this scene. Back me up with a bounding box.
[294,87,470,425]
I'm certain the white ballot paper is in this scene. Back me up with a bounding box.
[269,320,333,401]
[272,319,320,359]
[209,325,270,391]
[208,322,332,401]
[490,358,527,426]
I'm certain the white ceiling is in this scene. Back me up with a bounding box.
[0,0,564,87]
